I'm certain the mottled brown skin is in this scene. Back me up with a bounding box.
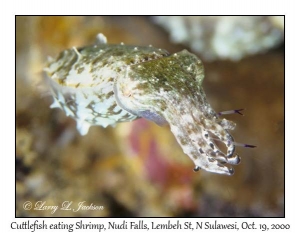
[45,44,170,134]
[46,34,240,175]
[114,50,239,175]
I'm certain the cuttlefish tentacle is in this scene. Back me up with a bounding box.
[164,104,238,175]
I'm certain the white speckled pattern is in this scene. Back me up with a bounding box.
[45,33,246,175]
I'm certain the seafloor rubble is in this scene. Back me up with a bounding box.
[16,16,284,217]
